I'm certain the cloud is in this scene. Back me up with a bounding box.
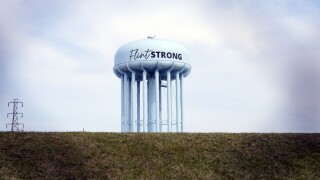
[0,0,319,132]
[185,0,320,132]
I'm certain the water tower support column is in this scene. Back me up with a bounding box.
[159,79,162,132]
[137,80,141,132]
[176,72,181,132]
[121,75,124,132]
[155,70,160,132]
[123,73,130,132]
[130,72,136,132]
[167,71,172,132]
[148,71,160,132]
[180,75,184,132]
[143,71,148,132]
[148,78,155,132]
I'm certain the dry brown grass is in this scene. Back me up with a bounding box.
[0,132,319,179]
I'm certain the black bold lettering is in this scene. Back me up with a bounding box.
[161,52,166,58]
[167,52,172,58]
[178,54,182,60]
[172,53,177,59]
[151,51,155,58]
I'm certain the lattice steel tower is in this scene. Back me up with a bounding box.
[6,98,24,131]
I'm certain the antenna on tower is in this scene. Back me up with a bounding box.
[147,35,156,39]
[6,98,24,132]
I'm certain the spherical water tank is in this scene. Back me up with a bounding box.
[114,38,191,78]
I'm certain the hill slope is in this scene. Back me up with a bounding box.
[0,132,319,179]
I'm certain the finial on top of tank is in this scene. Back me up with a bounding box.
[147,35,155,39]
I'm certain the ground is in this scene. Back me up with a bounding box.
[0,132,319,179]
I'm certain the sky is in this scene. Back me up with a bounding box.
[0,0,319,132]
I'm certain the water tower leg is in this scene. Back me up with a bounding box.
[167,72,172,132]
[180,75,184,132]
[137,80,140,132]
[128,75,132,132]
[176,73,181,132]
[143,71,148,132]
[155,70,160,132]
[131,72,136,132]
[159,79,162,132]
[124,73,130,132]
[121,75,124,132]
[148,74,158,132]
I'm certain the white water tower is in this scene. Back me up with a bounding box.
[114,38,191,132]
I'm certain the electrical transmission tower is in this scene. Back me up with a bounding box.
[6,98,24,132]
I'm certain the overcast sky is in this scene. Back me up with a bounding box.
[0,0,319,132]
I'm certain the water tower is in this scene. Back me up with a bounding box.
[114,38,191,132]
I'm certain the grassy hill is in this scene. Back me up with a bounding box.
[0,132,319,179]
